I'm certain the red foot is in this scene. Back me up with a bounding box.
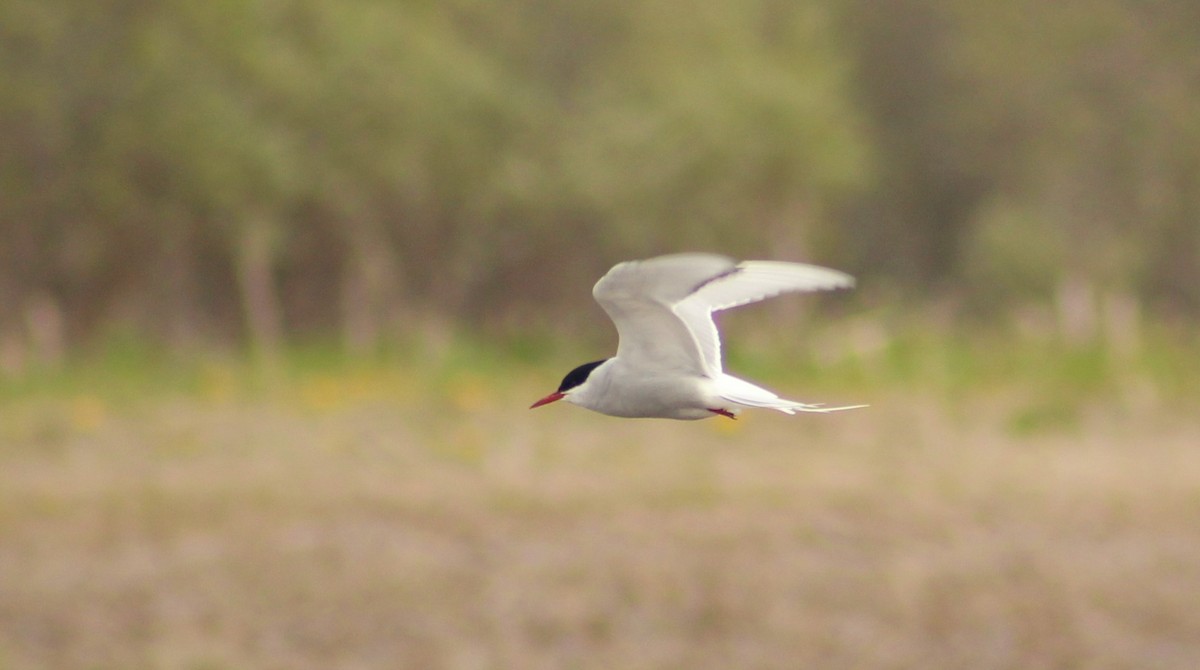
[708,408,737,420]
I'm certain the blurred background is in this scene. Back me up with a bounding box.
[2,1,1199,668]
[3,0,1199,362]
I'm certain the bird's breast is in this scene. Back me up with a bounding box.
[575,366,718,420]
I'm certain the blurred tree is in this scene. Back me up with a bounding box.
[838,0,999,289]
[950,0,1200,317]
[563,0,871,257]
[1,0,1198,358]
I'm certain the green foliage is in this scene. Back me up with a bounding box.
[1,0,1199,356]
[3,315,1195,416]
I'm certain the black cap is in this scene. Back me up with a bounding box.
[558,359,608,392]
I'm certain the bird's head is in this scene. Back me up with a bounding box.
[529,359,608,409]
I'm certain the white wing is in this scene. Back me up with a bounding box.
[593,253,853,376]
[676,260,854,374]
[593,254,735,375]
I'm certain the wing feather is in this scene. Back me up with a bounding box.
[675,261,855,373]
[593,254,734,375]
[593,254,854,377]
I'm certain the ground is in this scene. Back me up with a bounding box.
[2,364,1198,669]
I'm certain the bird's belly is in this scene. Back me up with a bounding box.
[593,375,721,420]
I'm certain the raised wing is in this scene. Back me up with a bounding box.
[593,254,854,377]
[674,260,855,374]
[592,253,736,375]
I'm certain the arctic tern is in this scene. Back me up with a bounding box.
[530,253,865,420]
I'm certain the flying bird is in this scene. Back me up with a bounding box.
[530,253,866,420]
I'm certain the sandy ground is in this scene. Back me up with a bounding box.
[2,379,1198,669]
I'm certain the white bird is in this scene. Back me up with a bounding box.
[530,253,866,420]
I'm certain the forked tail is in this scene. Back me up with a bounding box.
[716,374,867,415]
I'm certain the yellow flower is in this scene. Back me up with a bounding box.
[70,395,107,433]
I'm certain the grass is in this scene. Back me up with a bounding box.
[2,332,1199,669]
